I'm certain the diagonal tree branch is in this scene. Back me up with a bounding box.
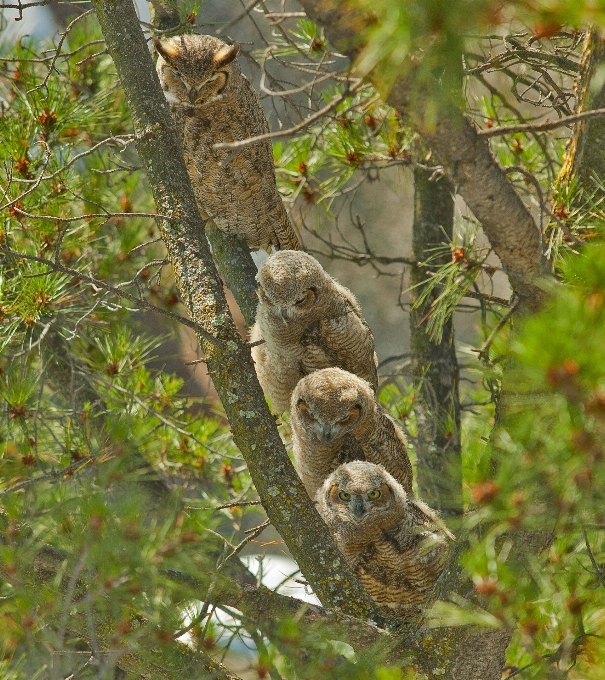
[90,0,390,625]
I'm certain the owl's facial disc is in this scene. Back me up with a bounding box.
[154,36,236,107]
[190,72,230,106]
[319,405,361,442]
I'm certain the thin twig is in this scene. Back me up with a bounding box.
[478,106,605,137]
[473,297,520,362]
[93,376,223,456]
[215,0,263,36]
[27,9,95,94]
[1,135,135,191]
[213,87,361,150]
[0,454,96,497]
[2,0,50,19]
[504,165,581,245]
[185,499,261,511]
[218,519,271,567]
[583,528,605,590]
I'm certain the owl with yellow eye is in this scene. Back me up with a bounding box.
[317,461,453,620]
[291,367,413,499]
[250,251,378,413]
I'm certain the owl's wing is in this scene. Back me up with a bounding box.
[299,308,378,387]
[408,499,455,540]
[367,409,414,494]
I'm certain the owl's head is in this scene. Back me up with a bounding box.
[153,34,240,107]
[292,368,374,443]
[256,251,328,321]
[318,461,405,525]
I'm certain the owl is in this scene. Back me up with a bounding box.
[153,34,301,252]
[317,461,454,620]
[249,251,378,412]
[291,367,413,498]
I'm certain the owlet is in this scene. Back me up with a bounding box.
[318,461,454,620]
[249,251,378,412]
[291,367,413,498]
[154,34,301,251]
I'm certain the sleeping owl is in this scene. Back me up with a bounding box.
[250,251,378,412]
[153,34,301,252]
[317,461,453,620]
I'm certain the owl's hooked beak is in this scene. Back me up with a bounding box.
[352,495,367,518]
[314,422,339,443]
[188,87,198,104]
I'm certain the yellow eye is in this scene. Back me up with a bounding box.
[338,491,351,501]
[367,489,381,500]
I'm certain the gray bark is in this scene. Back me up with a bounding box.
[205,223,259,327]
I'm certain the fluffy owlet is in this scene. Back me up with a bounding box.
[249,251,378,412]
[291,367,413,498]
[153,34,301,252]
[317,461,454,620]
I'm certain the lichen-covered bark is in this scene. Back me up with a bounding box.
[205,223,259,327]
[410,170,462,517]
[91,0,386,623]
[296,0,545,309]
[558,29,605,202]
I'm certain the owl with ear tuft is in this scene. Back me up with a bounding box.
[317,461,454,620]
[249,251,378,413]
[291,367,413,499]
[153,33,301,252]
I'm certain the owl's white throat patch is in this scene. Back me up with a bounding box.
[163,90,180,104]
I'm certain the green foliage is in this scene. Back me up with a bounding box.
[410,221,486,343]
[4,2,605,678]
[457,244,605,676]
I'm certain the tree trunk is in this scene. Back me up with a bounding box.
[558,28,605,202]
[410,169,462,517]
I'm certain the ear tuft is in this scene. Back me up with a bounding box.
[213,42,240,67]
[152,38,179,61]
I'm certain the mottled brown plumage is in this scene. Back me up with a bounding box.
[291,367,413,498]
[317,461,453,620]
[250,251,378,412]
[154,34,301,251]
